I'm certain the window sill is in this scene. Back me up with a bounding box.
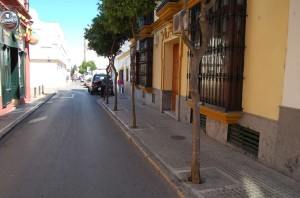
[129,83,153,93]
[186,101,242,124]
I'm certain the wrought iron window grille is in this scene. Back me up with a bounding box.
[188,0,247,112]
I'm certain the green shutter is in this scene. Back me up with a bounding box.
[1,46,12,107]
[19,51,25,97]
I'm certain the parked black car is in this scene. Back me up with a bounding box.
[88,73,114,96]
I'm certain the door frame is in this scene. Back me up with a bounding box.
[1,46,12,107]
[172,43,179,111]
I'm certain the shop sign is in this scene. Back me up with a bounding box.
[0,10,20,31]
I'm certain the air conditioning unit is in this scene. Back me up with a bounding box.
[173,10,189,35]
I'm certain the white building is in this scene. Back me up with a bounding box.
[29,10,69,89]
[114,41,130,93]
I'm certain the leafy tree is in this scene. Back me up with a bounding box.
[84,8,130,109]
[78,60,97,75]
[179,0,217,184]
[101,0,160,128]
[70,65,77,77]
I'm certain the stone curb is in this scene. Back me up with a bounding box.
[97,99,200,198]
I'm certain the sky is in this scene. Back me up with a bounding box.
[29,0,107,68]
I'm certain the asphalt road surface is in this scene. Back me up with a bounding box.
[0,82,177,198]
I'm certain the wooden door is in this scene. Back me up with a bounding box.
[172,43,179,111]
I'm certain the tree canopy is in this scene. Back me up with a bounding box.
[100,0,159,36]
[70,65,77,77]
[78,60,97,75]
[84,6,131,59]
[84,5,132,110]
[98,0,160,128]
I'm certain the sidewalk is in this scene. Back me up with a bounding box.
[98,94,300,198]
[0,88,57,139]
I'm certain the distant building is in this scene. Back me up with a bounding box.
[29,21,69,88]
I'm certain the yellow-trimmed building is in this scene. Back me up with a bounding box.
[115,49,130,94]
[126,0,300,182]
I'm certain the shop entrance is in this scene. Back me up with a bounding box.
[10,47,25,100]
[1,46,25,107]
[10,47,20,99]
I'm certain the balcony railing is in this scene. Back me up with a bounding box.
[156,0,179,12]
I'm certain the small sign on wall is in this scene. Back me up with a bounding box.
[0,10,20,31]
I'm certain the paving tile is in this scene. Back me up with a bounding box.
[101,95,300,198]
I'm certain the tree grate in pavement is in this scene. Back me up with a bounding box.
[176,167,239,192]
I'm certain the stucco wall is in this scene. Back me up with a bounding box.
[243,0,289,121]
[152,19,190,102]
[180,44,189,97]
[152,31,162,89]
[282,0,300,109]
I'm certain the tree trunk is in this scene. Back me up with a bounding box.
[131,43,137,128]
[190,56,202,183]
[111,61,118,111]
[131,82,136,128]
[179,0,216,184]
[105,65,110,104]
[130,19,137,128]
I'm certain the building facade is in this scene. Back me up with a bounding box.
[0,0,32,116]
[29,21,69,88]
[127,0,300,182]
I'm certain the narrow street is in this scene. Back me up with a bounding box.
[0,82,177,198]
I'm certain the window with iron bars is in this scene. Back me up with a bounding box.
[130,45,139,84]
[190,0,247,112]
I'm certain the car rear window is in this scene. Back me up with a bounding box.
[94,75,105,81]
